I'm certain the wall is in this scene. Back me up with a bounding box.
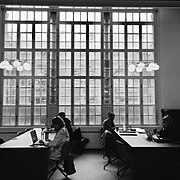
[159,8,180,109]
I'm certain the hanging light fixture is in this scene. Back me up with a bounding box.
[128,61,159,73]
[0,58,31,71]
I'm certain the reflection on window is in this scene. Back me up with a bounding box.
[35,52,47,76]
[113,25,124,49]
[19,79,32,105]
[35,24,47,48]
[74,52,86,76]
[59,79,71,120]
[89,25,101,49]
[59,52,71,76]
[20,24,32,49]
[59,24,71,49]
[89,79,101,125]
[34,79,47,105]
[74,25,86,49]
[74,79,86,125]
[4,23,17,48]
[89,52,101,76]
[2,79,16,126]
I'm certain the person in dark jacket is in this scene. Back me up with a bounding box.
[155,114,179,141]
[58,112,73,140]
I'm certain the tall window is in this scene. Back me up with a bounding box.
[0,6,157,127]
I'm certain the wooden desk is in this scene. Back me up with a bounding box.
[0,128,49,180]
[118,131,180,180]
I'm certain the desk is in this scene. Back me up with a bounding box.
[118,131,180,180]
[0,128,49,180]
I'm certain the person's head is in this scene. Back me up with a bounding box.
[109,113,115,121]
[162,115,173,129]
[58,112,66,119]
[52,116,65,132]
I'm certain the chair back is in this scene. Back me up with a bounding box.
[116,140,128,162]
[104,130,117,156]
[60,141,71,160]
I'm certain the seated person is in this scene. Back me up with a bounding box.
[58,112,73,140]
[102,113,121,146]
[45,116,70,159]
[154,114,179,141]
[102,113,116,132]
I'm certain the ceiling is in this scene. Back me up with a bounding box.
[0,0,180,7]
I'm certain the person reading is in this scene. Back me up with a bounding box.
[44,116,70,159]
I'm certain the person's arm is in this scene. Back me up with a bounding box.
[47,128,68,148]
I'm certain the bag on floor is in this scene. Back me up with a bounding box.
[63,154,76,175]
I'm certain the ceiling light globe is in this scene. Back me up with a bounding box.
[128,64,136,72]
[146,66,153,72]
[137,62,145,69]
[6,65,13,71]
[136,67,143,72]
[23,62,31,71]
[13,60,21,67]
[17,65,23,71]
[154,63,160,70]
[2,59,10,67]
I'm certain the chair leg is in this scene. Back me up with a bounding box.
[103,156,118,170]
[57,166,70,179]
[48,164,70,180]
[117,165,128,179]
[48,167,57,180]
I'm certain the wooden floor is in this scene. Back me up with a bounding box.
[50,150,133,180]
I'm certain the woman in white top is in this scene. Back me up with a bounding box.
[47,116,70,160]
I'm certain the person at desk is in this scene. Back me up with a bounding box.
[102,113,121,144]
[102,113,116,132]
[46,116,70,159]
[58,112,73,140]
[154,114,179,141]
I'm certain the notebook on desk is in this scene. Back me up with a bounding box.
[119,131,137,136]
[30,130,46,146]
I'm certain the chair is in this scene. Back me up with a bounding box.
[116,140,131,179]
[98,127,104,154]
[48,141,71,180]
[103,131,131,179]
[103,130,119,168]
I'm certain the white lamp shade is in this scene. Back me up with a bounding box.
[146,66,153,72]
[136,67,143,72]
[0,63,4,69]
[1,60,10,68]
[6,65,13,71]
[13,60,21,67]
[17,65,23,71]
[23,62,31,70]
[154,63,160,70]
[128,64,136,72]
[137,62,145,68]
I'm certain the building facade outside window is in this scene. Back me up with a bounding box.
[0,6,158,127]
